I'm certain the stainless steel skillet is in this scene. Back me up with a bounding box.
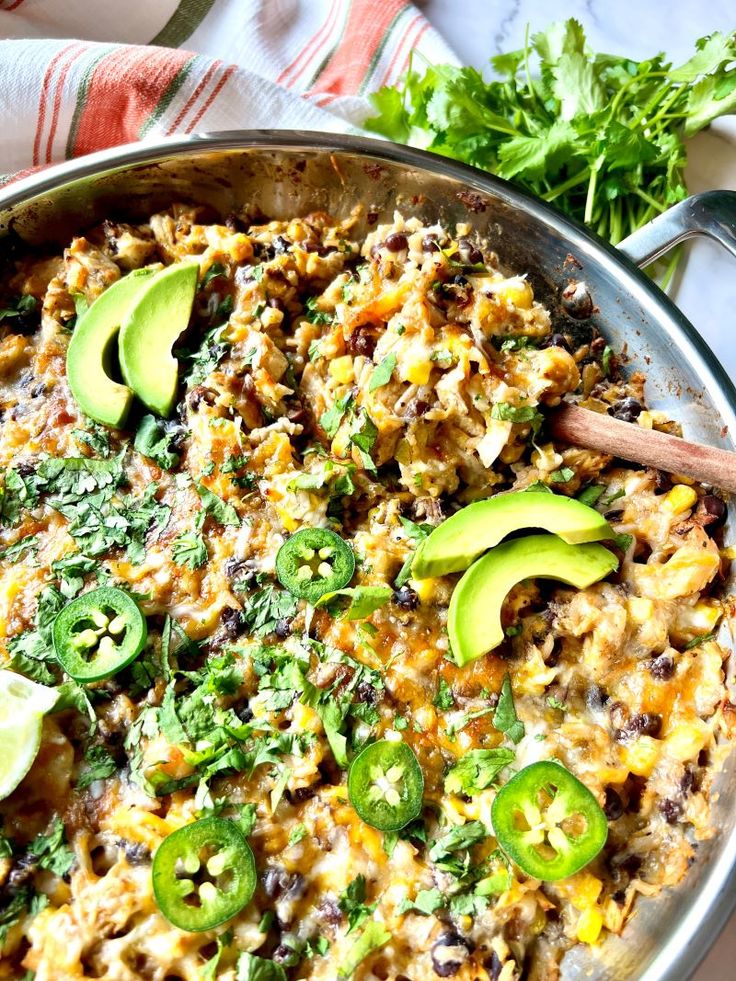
[0,130,735,981]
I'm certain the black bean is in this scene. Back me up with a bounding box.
[541,332,571,353]
[561,280,594,320]
[221,606,244,638]
[603,786,624,820]
[610,398,642,424]
[422,234,441,253]
[15,462,35,478]
[303,241,330,256]
[393,585,419,610]
[122,841,151,865]
[318,899,342,926]
[486,952,503,981]
[457,237,483,265]
[649,655,675,681]
[225,213,246,232]
[452,274,469,287]
[355,681,378,705]
[273,235,291,255]
[659,799,683,824]
[385,232,408,252]
[187,386,218,412]
[701,494,727,528]
[287,784,317,804]
[627,713,663,738]
[7,854,37,892]
[272,936,302,967]
[346,326,377,358]
[680,768,697,796]
[405,398,429,419]
[274,618,292,640]
[262,867,304,900]
[654,470,672,495]
[586,685,608,712]
[604,509,624,520]
[431,931,472,978]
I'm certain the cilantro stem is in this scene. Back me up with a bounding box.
[583,156,604,225]
[633,187,668,214]
[542,168,591,202]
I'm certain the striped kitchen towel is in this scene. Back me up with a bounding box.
[0,0,458,182]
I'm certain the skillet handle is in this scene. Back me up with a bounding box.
[617,190,736,267]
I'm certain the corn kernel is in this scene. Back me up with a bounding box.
[571,873,603,910]
[276,506,299,532]
[664,485,698,514]
[410,577,438,603]
[666,721,708,762]
[691,601,722,632]
[329,356,354,384]
[494,278,533,309]
[627,597,654,623]
[405,359,432,386]
[576,907,604,944]
[622,735,661,777]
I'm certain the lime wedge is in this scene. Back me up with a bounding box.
[0,670,58,800]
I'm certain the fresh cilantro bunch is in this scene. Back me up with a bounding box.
[367,21,736,264]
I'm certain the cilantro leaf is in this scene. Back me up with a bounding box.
[196,483,239,527]
[433,678,455,711]
[134,415,181,470]
[493,673,525,744]
[396,887,444,916]
[172,531,208,569]
[0,534,38,562]
[240,585,299,637]
[367,353,397,392]
[339,875,376,934]
[77,745,117,789]
[444,748,514,795]
[237,952,287,981]
[28,817,75,877]
[320,392,353,438]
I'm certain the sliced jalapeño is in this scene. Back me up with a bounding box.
[347,739,424,832]
[276,527,355,604]
[52,586,147,682]
[152,817,256,932]
[491,760,608,881]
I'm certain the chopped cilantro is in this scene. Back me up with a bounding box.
[134,415,181,470]
[172,531,208,569]
[493,673,525,744]
[240,585,299,637]
[444,748,515,796]
[320,392,354,438]
[201,262,227,287]
[550,466,575,483]
[0,534,38,563]
[237,952,287,981]
[367,353,397,392]
[28,816,75,877]
[305,296,334,326]
[196,483,239,527]
[77,745,117,789]
[433,678,455,711]
[396,887,444,916]
[491,402,543,432]
[577,484,605,506]
[339,875,376,934]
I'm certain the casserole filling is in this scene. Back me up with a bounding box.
[0,204,732,980]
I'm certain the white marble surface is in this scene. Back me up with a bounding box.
[422,2,736,978]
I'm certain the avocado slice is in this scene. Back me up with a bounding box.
[66,268,157,428]
[412,491,614,579]
[119,262,198,417]
[448,534,618,665]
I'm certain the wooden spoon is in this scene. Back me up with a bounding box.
[548,403,736,494]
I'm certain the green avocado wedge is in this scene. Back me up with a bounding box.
[119,262,198,417]
[412,491,614,579]
[66,268,157,427]
[448,534,618,666]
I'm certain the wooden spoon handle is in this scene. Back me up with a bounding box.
[548,403,736,494]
